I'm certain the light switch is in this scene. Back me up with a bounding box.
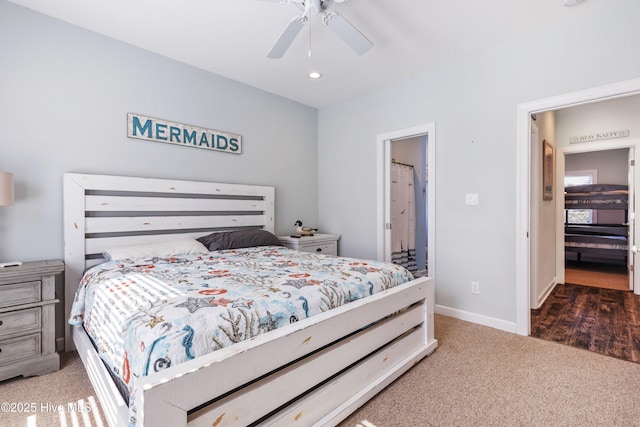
[465,193,479,205]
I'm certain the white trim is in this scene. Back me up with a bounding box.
[560,139,639,153]
[435,304,517,334]
[536,279,558,309]
[529,123,539,309]
[516,78,640,336]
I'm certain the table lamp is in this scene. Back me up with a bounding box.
[0,172,21,267]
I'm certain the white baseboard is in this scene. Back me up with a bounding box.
[533,278,557,310]
[435,304,517,334]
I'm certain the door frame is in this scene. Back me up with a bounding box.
[376,123,436,280]
[556,140,639,292]
[515,78,640,336]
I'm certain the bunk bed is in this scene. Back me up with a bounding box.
[564,184,629,263]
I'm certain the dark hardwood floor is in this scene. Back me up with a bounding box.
[531,282,640,363]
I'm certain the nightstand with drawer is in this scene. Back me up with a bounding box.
[0,260,64,381]
[278,234,341,256]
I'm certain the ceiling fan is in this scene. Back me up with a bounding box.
[267,0,373,59]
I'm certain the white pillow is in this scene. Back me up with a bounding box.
[104,238,209,261]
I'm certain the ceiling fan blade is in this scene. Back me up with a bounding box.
[267,15,308,58]
[323,11,373,55]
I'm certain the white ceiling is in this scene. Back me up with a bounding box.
[8,0,606,108]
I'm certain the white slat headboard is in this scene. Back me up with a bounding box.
[63,173,275,351]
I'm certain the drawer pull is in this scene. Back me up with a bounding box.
[0,320,3,326]
[316,248,322,252]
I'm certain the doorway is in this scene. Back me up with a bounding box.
[376,123,436,281]
[562,147,632,292]
[389,136,427,276]
[530,142,639,361]
[525,92,640,363]
[515,77,640,336]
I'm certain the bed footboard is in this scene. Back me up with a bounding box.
[141,276,436,427]
[75,277,436,427]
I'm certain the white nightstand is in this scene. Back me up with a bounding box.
[279,233,341,256]
[0,260,64,381]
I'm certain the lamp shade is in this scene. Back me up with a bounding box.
[0,172,15,206]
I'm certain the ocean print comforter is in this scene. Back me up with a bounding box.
[68,245,414,426]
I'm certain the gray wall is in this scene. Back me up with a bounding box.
[556,96,640,148]
[565,149,629,186]
[3,0,640,333]
[0,1,318,264]
[317,0,640,325]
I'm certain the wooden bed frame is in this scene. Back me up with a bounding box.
[63,173,438,427]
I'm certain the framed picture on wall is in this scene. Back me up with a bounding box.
[542,139,554,201]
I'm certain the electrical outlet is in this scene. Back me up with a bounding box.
[471,281,480,294]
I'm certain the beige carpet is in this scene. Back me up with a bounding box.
[3,315,640,426]
[340,315,640,427]
[0,351,107,427]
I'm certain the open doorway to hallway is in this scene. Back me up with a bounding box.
[516,81,640,337]
[528,96,640,363]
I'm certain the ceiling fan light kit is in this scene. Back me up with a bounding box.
[267,0,373,58]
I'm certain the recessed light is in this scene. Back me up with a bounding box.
[308,71,323,79]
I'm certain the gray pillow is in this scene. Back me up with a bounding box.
[197,229,283,251]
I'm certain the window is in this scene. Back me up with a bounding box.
[564,169,597,224]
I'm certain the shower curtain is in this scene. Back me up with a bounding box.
[391,162,417,272]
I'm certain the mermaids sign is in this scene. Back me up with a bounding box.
[127,113,242,154]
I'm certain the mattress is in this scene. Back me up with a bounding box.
[68,245,414,425]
